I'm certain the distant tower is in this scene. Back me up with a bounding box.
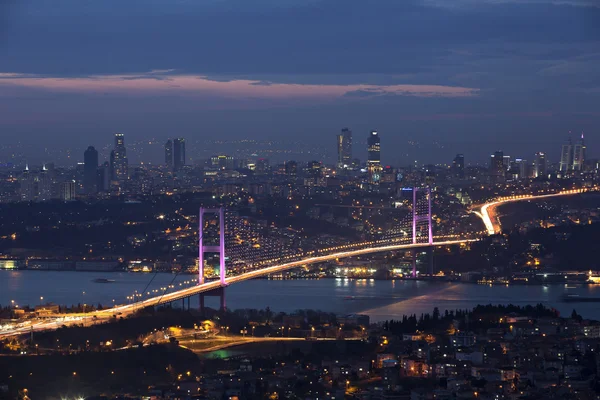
[452,154,465,178]
[336,128,353,169]
[96,161,111,192]
[112,133,128,181]
[489,151,505,183]
[20,164,34,201]
[38,164,52,201]
[573,132,586,171]
[173,138,186,171]
[165,139,173,168]
[559,133,573,174]
[83,146,99,194]
[534,152,547,179]
[60,181,76,201]
[367,131,382,184]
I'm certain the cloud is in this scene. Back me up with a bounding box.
[0,71,479,100]
[425,0,600,7]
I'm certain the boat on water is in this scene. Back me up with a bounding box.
[92,278,116,283]
[561,294,600,303]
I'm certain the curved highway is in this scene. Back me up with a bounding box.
[0,239,473,338]
[477,188,594,235]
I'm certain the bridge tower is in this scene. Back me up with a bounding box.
[411,188,433,277]
[412,187,433,245]
[198,207,226,285]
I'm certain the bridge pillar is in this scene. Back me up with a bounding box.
[428,247,434,276]
[199,207,226,285]
[411,248,417,278]
[199,287,226,314]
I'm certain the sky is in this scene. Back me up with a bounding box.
[0,0,599,165]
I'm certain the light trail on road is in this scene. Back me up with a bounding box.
[477,188,593,235]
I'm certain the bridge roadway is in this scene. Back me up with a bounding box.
[0,239,473,338]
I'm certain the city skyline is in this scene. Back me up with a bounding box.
[0,0,599,163]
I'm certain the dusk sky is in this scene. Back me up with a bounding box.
[1,0,599,165]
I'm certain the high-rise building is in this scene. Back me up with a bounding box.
[97,162,111,192]
[173,138,186,171]
[367,131,381,164]
[452,154,465,178]
[210,155,234,170]
[83,146,99,194]
[19,165,53,202]
[285,160,298,176]
[559,135,573,174]
[367,131,382,184]
[109,150,116,181]
[336,128,352,169]
[510,159,528,180]
[533,152,547,179]
[255,158,269,175]
[112,133,128,181]
[38,164,53,201]
[60,181,76,201]
[573,132,586,171]
[489,151,505,183]
[19,164,34,201]
[165,139,173,168]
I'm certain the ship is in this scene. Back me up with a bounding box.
[92,278,116,283]
[561,294,600,303]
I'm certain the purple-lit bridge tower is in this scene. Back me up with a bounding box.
[198,207,227,312]
[411,187,433,277]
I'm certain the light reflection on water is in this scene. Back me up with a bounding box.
[1,270,600,322]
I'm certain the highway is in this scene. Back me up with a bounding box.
[0,238,473,339]
[477,188,593,235]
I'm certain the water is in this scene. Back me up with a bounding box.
[2,270,600,322]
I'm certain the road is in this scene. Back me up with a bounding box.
[0,238,473,339]
[476,188,594,235]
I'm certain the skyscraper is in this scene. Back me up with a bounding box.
[489,151,505,183]
[336,128,352,169]
[367,131,382,184]
[534,152,547,179]
[97,161,110,192]
[173,138,186,171]
[367,131,381,164]
[559,135,573,174]
[165,139,173,168]
[60,181,76,201]
[573,132,586,171]
[112,133,128,181]
[452,154,465,178]
[83,146,99,194]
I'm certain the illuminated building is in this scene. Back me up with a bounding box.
[211,155,235,170]
[60,180,76,201]
[573,132,586,171]
[452,154,465,178]
[533,152,547,179]
[173,138,186,171]
[367,131,382,184]
[165,139,173,168]
[559,134,573,174]
[112,133,128,182]
[489,151,505,183]
[285,160,298,176]
[336,127,352,169]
